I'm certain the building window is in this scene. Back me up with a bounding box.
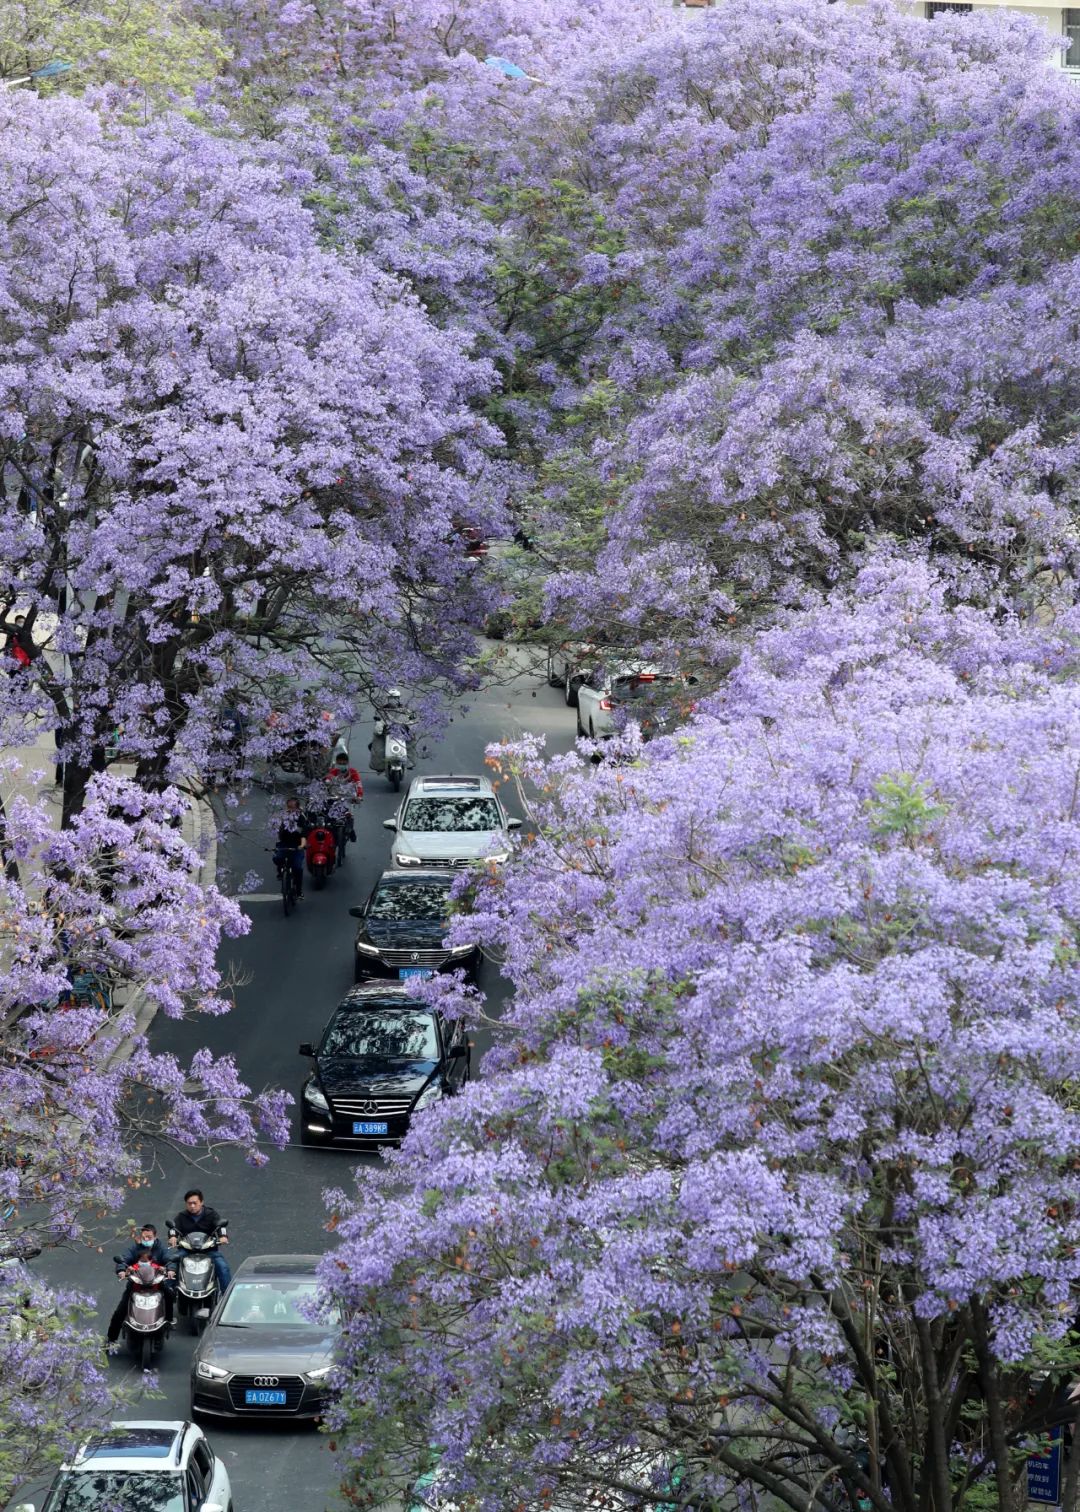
[926,2,973,15]
[1066,10,1080,68]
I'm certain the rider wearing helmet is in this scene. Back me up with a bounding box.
[369,690,411,774]
[325,740,363,845]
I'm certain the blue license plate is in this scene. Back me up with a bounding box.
[244,1389,287,1406]
[353,1120,388,1136]
[399,966,433,980]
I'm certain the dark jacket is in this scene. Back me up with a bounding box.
[118,1237,171,1271]
[173,1205,224,1240]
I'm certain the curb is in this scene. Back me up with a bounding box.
[102,790,219,1071]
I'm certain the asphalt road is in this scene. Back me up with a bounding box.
[12,650,577,1512]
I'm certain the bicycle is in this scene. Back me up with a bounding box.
[277,849,300,916]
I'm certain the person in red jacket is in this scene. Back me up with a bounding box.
[325,741,363,844]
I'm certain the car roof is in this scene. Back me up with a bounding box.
[233,1254,322,1278]
[405,775,495,798]
[72,1422,188,1469]
[372,869,452,887]
[336,982,428,1009]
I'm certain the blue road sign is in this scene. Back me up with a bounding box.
[1028,1426,1063,1505]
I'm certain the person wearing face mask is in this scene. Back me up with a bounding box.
[106,1223,175,1348]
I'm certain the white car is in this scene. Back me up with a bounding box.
[384,774,520,870]
[15,1420,232,1512]
[576,665,682,741]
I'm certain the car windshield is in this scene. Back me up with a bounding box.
[218,1279,321,1328]
[402,797,500,833]
[48,1471,185,1511]
[611,674,677,703]
[369,880,450,922]
[321,1009,438,1061]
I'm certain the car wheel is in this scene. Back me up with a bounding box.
[576,706,585,738]
[589,720,603,764]
[564,668,578,707]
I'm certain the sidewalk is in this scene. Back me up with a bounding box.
[1,720,218,1064]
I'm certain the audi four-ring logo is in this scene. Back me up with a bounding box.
[253,1376,279,1387]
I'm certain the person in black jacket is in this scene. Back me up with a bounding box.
[172,1188,231,1292]
[106,1224,174,1346]
[273,797,308,899]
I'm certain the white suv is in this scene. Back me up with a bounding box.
[16,1420,232,1512]
[384,775,520,870]
[576,664,682,741]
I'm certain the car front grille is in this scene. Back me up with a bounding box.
[330,1095,414,1117]
[412,857,473,869]
[376,948,449,967]
[227,1374,306,1412]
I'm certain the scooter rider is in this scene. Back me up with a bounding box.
[326,741,362,843]
[172,1189,231,1294]
[368,691,412,773]
[106,1224,175,1347]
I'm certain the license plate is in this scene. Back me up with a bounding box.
[244,1389,287,1406]
[399,966,433,980]
[353,1120,388,1136]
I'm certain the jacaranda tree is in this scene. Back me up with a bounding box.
[320,557,1080,1512]
[0,88,504,825]
[0,74,499,1491]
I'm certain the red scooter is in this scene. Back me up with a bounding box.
[305,821,337,889]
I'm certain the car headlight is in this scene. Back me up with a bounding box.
[355,939,381,956]
[395,853,422,867]
[304,1365,332,1383]
[196,1360,230,1380]
[413,1082,444,1112]
[450,942,475,956]
[303,1083,329,1111]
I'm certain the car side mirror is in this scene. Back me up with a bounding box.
[348,906,365,918]
[382,818,397,831]
[448,1043,467,1059]
[298,1042,314,1058]
[506,817,522,830]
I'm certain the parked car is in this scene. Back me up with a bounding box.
[298,984,470,1147]
[383,774,520,871]
[349,870,480,984]
[13,1420,232,1512]
[546,641,641,708]
[576,665,683,742]
[190,1254,333,1422]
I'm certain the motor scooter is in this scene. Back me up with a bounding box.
[305,821,337,889]
[168,1223,227,1334]
[112,1256,169,1369]
[385,733,407,793]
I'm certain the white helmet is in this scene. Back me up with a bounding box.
[332,739,350,766]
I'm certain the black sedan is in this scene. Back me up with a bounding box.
[299,985,470,1147]
[190,1254,334,1421]
[349,869,480,983]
